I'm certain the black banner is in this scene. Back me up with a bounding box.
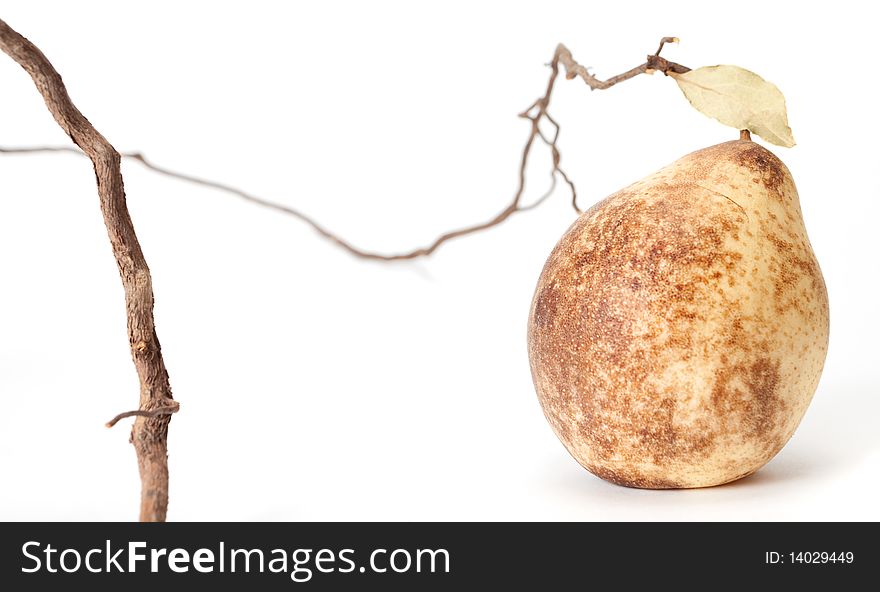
[0,523,875,589]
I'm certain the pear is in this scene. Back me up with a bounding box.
[527,139,829,489]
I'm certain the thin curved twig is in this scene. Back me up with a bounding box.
[1,39,690,259]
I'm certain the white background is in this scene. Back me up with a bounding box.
[0,1,877,521]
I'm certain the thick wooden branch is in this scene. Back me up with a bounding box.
[0,18,175,522]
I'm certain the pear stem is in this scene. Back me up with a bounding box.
[740,129,752,141]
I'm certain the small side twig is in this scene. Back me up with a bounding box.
[106,401,180,428]
[1,37,690,258]
[654,36,680,57]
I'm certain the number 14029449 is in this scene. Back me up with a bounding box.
[789,552,854,564]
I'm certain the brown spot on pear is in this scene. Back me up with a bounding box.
[527,140,829,488]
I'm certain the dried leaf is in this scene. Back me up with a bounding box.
[670,65,795,147]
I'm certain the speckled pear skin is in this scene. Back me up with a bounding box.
[527,140,829,489]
